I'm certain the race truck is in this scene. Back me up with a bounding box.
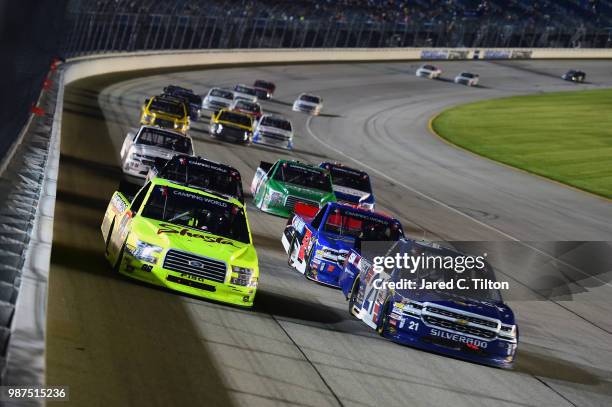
[292,93,323,116]
[250,159,336,218]
[163,85,203,121]
[145,154,244,203]
[209,108,254,144]
[320,162,375,209]
[454,72,479,87]
[253,114,294,150]
[562,69,586,83]
[229,99,263,119]
[141,95,190,134]
[253,79,276,100]
[120,126,194,179]
[202,87,234,111]
[339,239,518,368]
[101,177,259,307]
[281,202,404,287]
[416,64,442,79]
[233,84,258,103]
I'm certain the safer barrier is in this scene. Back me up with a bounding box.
[64,47,612,85]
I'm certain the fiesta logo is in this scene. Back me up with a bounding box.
[188,260,206,269]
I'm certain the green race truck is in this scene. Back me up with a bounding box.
[250,159,336,218]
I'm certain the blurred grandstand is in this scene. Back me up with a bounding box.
[73,0,610,29]
[62,0,612,54]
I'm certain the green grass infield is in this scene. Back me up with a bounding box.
[432,89,612,199]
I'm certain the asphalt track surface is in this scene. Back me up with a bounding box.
[47,60,612,407]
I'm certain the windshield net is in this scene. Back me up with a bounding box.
[142,185,250,243]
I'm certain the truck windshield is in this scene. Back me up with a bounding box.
[324,207,402,241]
[329,167,371,192]
[218,111,251,127]
[398,248,502,302]
[136,128,192,154]
[274,164,332,192]
[210,89,233,99]
[150,99,185,117]
[141,185,250,244]
[261,116,291,131]
[160,158,243,201]
[235,85,256,95]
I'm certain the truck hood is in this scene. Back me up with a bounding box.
[320,233,356,250]
[132,217,257,265]
[276,182,333,203]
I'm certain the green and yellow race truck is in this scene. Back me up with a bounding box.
[250,159,336,218]
[101,178,258,307]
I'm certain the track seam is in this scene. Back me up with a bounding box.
[532,376,579,407]
[270,315,345,407]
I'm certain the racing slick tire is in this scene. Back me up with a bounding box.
[113,242,126,273]
[104,218,116,256]
[376,298,391,336]
[348,277,361,318]
[287,235,299,267]
[302,240,316,280]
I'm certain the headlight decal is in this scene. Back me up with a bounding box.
[127,240,163,264]
[230,266,257,287]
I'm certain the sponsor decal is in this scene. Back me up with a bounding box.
[482,50,532,60]
[421,50,449,60]
[185,158,230,173]
[171,189,228,207]
[448,50,469,60]
[483,50,512,59]
[157,223,239,247]
[430,328,488,348]
[111,194,128,214]
[180,272,207,283]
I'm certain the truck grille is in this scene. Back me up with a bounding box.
[425,306,499,329]
[423,315,497,340]
[163,250,227,283]
[284,195,320,212]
